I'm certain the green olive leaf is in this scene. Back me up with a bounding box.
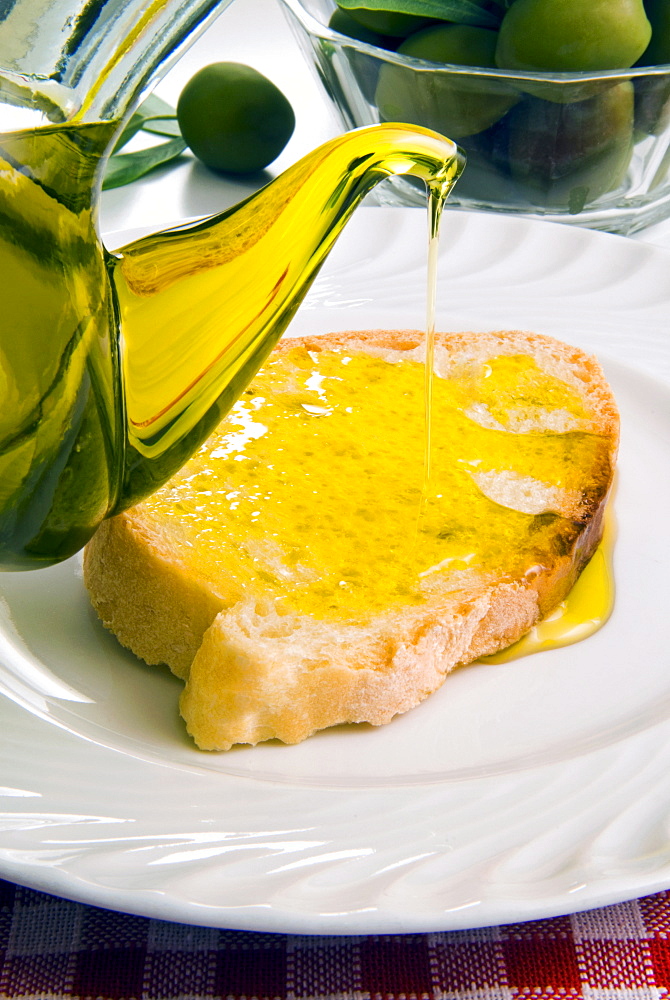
[105,95,184,186]
[102,136,187,190]
[111,111,147,153]
[111,93,180,153]
[137,93,177,119]
[337,0,504,28]
[141,115,182,138]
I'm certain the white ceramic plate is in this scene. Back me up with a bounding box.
[3,207,670,934]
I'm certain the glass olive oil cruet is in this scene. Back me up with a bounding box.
[0,0,464,569]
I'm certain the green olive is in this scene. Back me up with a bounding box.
[177,63,295,174]
[329,7,397,47]
[375,25,519,139]
[339,3,432,38]
[506,81,634,211]
[400,22,500,66]
[495,0,651,72]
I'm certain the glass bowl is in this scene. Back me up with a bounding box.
[280,0,670,234]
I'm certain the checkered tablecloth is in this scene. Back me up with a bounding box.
[2,880,670,999]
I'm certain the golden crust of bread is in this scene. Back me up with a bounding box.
[83,329,619,750]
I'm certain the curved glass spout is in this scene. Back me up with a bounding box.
[111,123,465,511]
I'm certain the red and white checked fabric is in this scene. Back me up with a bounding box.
[2,880,670,999]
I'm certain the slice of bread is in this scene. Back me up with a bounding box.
[84,329,619,750]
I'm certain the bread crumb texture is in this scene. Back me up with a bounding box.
[84,329,619,750]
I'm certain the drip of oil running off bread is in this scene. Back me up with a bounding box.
[421,183,615,662]
[482,504,616,664]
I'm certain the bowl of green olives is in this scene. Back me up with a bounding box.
[280,0,670,234]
